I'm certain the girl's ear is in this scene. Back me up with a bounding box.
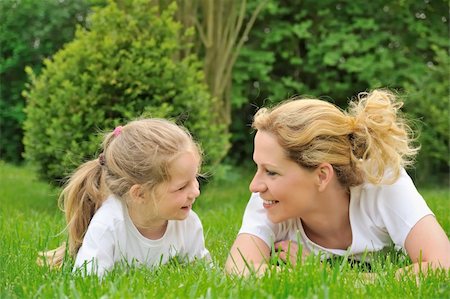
[315,163,334,192]
[129,184,146,203]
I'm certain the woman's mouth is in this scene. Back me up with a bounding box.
[262,199,279,208]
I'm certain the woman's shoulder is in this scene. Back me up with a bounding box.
[360,168,417,197]
[354,168,427,212]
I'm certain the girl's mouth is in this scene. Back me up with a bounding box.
[181,204,192,210]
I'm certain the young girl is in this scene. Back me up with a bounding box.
[226,89,450,276]
[41,118,210,276]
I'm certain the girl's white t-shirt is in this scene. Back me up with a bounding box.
[238,169,433,260]
[74,195,210,276]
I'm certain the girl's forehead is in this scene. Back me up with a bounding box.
[168,152,199,176]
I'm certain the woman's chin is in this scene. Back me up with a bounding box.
[267,213,285,224]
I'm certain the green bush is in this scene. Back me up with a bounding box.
[23,0,228,183]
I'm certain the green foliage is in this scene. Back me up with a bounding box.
[403,46,449,184]
[23,0,228,183]
[0,0,92,162]
[231,0,449,184]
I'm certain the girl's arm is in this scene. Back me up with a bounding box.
[400,214,450,276]
[225,233,271,275]
[186,212,211,261]
[73,224,115,276]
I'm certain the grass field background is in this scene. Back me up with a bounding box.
[1,161,449,298]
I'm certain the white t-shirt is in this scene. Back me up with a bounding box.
[74,195,210,276]
[238,169,433,260]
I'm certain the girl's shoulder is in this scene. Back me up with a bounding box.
[169,210,204,233]
[90,195,126,228]
[185,210,203,226]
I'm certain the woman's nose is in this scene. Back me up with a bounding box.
[249,173,266,193]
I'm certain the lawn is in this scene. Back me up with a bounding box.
[1,161,449,298]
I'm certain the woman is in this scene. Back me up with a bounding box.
[226,89,450,276]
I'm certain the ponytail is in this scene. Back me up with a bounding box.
[38,159,105,268]
[348,89,419,184]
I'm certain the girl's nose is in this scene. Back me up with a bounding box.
[190,180,200,198]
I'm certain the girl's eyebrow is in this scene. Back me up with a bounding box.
[172,173,197,189]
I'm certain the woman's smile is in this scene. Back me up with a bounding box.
[262,199,279,208]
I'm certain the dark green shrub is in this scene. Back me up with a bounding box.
[0,0,92,163]
[23,0,228,183]
[403,46,449,185]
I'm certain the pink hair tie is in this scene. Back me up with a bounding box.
[113,126,123,137]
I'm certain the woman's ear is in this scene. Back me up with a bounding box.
[129,184,146,203]
[315,163,334,192]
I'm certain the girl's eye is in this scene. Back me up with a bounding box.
[178,185,187,191]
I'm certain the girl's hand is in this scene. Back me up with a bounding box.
[274,240,310,266]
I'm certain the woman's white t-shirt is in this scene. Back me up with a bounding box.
[74,195,210,276]
[238,169,433,260]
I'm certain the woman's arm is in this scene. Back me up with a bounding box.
[225,233,271,275]
[400,214,450,276]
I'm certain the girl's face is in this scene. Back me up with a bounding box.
[249,131,319,223]
[147,151,201,221]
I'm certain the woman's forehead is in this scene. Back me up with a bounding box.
[253,131,287,163]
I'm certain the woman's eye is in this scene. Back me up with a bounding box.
[266,170,277,176]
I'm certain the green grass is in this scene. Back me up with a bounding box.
[1,161,449,298]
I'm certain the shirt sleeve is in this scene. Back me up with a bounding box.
[376,169,434,248]
[185,211,211,262]
[73,221,115,276]
[238,193,278,247]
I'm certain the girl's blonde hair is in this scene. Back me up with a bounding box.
[253,89,418,187]
[39,118,200,267]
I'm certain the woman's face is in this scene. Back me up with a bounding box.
[249,131,319,223]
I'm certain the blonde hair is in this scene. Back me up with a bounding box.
[39,118,200,267]
[252,89,418,187]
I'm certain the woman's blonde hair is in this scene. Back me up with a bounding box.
[252,89,418,187]
[39,118,200,267]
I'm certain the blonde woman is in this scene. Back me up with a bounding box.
[226,89,450,276]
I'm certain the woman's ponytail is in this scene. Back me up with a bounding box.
[348,89,419,184]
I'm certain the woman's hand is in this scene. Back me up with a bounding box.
[274,240,310,266]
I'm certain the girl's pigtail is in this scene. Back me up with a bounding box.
[348,89,419,184]
[38,158,105,268]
